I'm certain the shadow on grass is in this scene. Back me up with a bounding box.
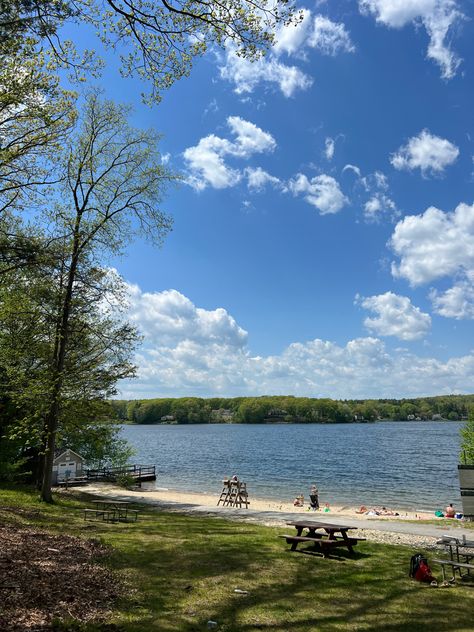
[2,486,474,632]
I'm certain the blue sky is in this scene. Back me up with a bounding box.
[75,1,474,399]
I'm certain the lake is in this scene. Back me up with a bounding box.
[120,421,463,511]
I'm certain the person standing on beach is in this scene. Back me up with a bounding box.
[309,484,319,510]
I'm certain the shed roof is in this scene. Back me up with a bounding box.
[53,449,85,465]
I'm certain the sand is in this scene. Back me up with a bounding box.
[79,482,436,521]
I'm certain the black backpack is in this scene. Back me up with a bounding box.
[409,553,425,577]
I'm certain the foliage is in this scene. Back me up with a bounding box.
[112,393,474,425]
[3,0,301,103]
[0,39,77,215]
[0,94,174,498]
[460,407,474,464]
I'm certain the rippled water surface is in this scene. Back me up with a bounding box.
[120,422,463,510]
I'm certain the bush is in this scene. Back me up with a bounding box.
[460,408,474,464]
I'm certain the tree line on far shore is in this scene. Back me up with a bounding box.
[111,394,474,425]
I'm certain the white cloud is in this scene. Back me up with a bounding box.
[308,15,356,55]
[342,164,362,178]
[184,135,240,190]
[274,12,355,56]
[358,291,431,340]
[127,286,248,348]
[119,284,474,399]
[183,116,276,190]
[391,129,459,175]
[325,137,335,160]
[227,116,276,156]
[274,8,313,56]
[359,0,463,79]
[220,13,353,97]
[219,49,313,98]
[364,193,397,221]
[245,167,282,192]
[430,281,474,319]
[289,173,348,214]
[390,202,474,285]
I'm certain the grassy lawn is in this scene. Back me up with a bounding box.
[1,485,474,632]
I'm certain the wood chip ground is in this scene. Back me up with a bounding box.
[0,523,122,631]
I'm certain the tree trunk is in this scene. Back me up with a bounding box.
[40,224,81,502]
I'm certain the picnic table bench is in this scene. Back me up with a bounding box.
[432,559,474,583]
[434,536,474,583]
[83,500,139,523]
[280,520,365,557]
[84,508,117,522]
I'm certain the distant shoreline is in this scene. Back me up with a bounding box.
[121,418,460,425]
[112,393,471,425]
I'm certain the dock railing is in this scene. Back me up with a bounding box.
[86,464,156,482]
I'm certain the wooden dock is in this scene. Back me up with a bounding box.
[86,464,156,483]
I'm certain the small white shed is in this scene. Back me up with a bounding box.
[52,449,85,484]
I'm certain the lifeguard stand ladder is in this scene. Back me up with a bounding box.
[217,480,249,508]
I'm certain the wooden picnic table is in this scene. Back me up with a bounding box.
[91,500,130,510]
[280,520,365,557]
[434,537,474,582]
[86,500,138,522]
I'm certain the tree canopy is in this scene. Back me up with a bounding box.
[2,0,300,102]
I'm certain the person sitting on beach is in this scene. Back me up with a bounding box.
[309,484,319,510]
[230,474,239,483]
[445,503,456,518]
[356,505,367,514]
[379,507,399,516]
[293,494,304,507]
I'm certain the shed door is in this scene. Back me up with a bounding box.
[58,461,77,480]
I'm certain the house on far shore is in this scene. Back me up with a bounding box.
[432,413,443,420]
[160,415,175,422]
[407,414,415,420]
[52,449,85,485]
[211,408,234,422]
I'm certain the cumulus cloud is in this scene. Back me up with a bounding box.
[390,202,474,286]
[357,291,431,340]
[390,129,459,175]
[245,167,282,192]
[219,49,313,98]
[127,286,248,348]
[183,116,276,190]
[273,8,313,56]
[430,281,474,319]
[220,12,354,97]
[364,193,398,221]
[289,173,348,214]
[359,0,463,79]
[119,284,474,399]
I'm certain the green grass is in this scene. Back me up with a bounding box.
[1,485,474,632]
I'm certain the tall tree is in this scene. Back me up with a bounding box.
[0,230,140,487]
[33,92,174,501]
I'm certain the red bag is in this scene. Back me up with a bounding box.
[414,559,435,583]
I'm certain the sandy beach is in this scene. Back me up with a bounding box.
[80,482,437,522]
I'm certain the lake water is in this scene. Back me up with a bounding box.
[120,421,463,511]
